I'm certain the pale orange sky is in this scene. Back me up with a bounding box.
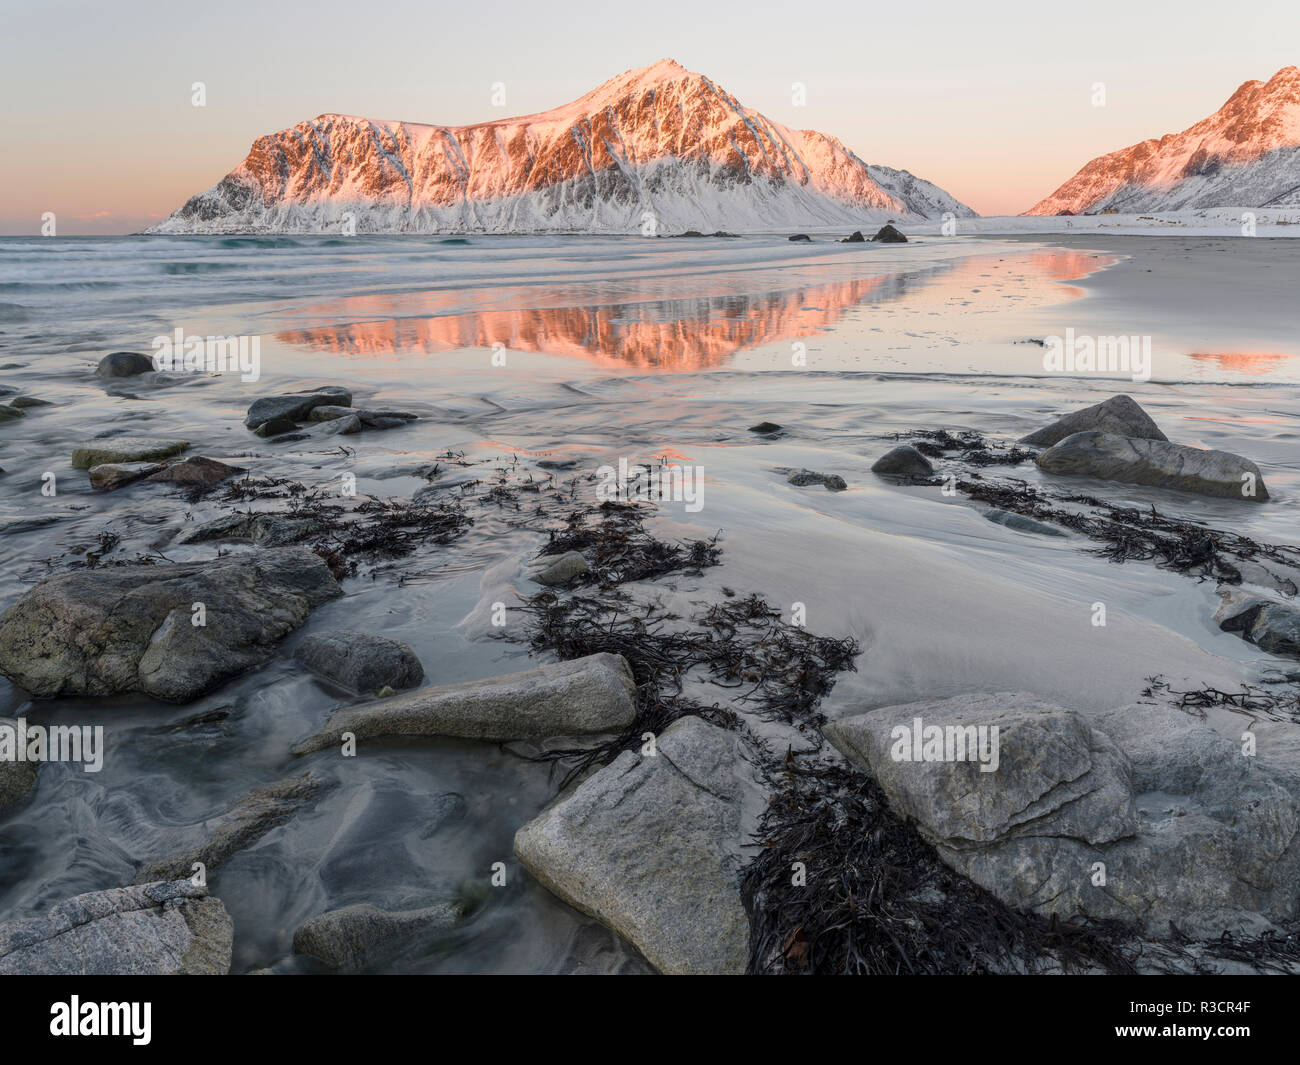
[2,0,1296,233]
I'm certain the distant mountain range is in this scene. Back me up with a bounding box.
[149,58,975,234]
[1026,66,1300,215]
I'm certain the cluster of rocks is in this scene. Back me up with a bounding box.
[1024,394,1268,503]
[245,385,417,440]
[71,437,250,493]
[789,225,908,245]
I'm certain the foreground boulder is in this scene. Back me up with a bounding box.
[0,547,341,701]
[827,693,1300,936]
[94,351,154,378]
[295,631,424,693]
[514,716,763,974]
[1036,431,1268,502]
[71,438,189,468]
[244,386,351,429]
[0,717,38,813]
[135,774,328,883]
[293,652,635,753]
[293,902,463,971]
[0,880,232,974]
[870,444,933,478]
[1020,394,1167,448]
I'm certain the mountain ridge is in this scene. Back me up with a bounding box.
[149,58,975,234]
[1026,66,1300,215]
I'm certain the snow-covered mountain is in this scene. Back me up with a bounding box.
[1026,66,1300,215]
[149,59,975,234]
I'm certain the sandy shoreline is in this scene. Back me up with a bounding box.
[2,231,1299,972]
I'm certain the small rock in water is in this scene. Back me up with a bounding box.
[0,405,25,420]
[841,230,866,243]
[983,508,1065,537]
[870,444,934,478]
[245,386,351,429]
[9,396,50,409]
[1019,394,1167,448]
[145,456,246,488]
[0,717,38,813]
[94,351,155,378]
[788,234,812,242]
[872,224,908,243]
[536,458,578,470]
[786,469,848,491]
[88,462,163,491]
[71,437,189,468]
[323,414,362,435]
[292,652,636,751]
[529,550,589,585]
[253,416,300,437]
[1035,431,1268,502]
[293,902,463,971]
[295,630,425,693]
[135,773,328,883]
[748,421,782,435]
[0,880,232,975]
[177,511,323,546]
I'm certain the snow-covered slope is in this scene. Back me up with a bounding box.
[1026,66,1300,215]
[150,59,975,234]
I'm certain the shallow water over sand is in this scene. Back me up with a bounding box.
[1,233,1297,971]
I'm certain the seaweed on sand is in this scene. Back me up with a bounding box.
[955,477,1300,585]
[741,761,1144,975]
[517,590,859,787]
[537,499,722,585]
[901,429,1036,468]
[201,474,473,579]
[1143,675,1300,724]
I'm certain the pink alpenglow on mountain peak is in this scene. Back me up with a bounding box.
[1026,66,1300,215]
[150,59,975,234]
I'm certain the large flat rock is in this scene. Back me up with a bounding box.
[0,880,232,975]
[1035,431,1268,502]
[0,548,341,701]
[293,652,635,752]
[71,438,189,468]
[513,716,765,975]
